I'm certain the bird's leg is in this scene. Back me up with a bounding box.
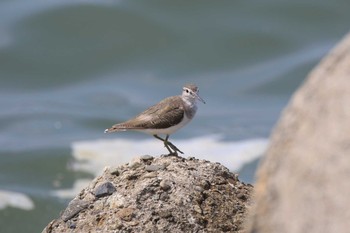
[165,135,184,154]
[153,135,175,155]
[153,135,183,155]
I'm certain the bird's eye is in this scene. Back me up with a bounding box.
[186,89,189,93]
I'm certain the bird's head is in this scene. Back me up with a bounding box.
[182,84,205,104]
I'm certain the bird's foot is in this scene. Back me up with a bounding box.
[163,142,182,156]
[154,134,184,156]
[167,141,184,154]
[161,151,179,157]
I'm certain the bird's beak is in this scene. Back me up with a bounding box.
[195,93,206,104]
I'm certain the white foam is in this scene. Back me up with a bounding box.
[0,190,34,211]
[71,135,268,176]
[51,179,92,199]
[53,136,268,199]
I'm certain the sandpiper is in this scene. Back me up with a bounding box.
[104,84,205,156]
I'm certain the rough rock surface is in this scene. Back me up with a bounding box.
[43,155,253,233]
[246,32,350,233]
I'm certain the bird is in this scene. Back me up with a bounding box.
[104,84,205,156]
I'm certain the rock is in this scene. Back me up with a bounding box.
[144,164,165,172]
[116,207,135,222]
[246,32,350,233]
[159,179,171,191]
[110,167,120,176]
[140,155,154,161]
[43,156,252,233]
[61,198,90,222]
[94,182,116,198]
[128,157,143,169]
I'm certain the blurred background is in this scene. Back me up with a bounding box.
[0,0,349,232]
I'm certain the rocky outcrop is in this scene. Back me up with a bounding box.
[43,155,252,233]
[246,32,350,233]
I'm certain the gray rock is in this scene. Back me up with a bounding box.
[145,164,165,172]
[110,168,120,176]
[159,179,171,191]
[94,182,116,198]
[43,156,252,233]
[140,155,154,161]
[61,198,90,222]
[246,32,350,233]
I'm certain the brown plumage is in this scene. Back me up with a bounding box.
[105,96,185,132]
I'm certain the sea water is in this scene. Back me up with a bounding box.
[1,1,349,232]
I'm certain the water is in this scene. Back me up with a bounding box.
[1,1,349,232]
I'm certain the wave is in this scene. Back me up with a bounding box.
[71,135,268,175]
[0,190,34,211]
[53,136,268,199]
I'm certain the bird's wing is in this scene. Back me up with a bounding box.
[129,96,184,129]
[108,96,184,131]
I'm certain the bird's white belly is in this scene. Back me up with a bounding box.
[138,115,192,135]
